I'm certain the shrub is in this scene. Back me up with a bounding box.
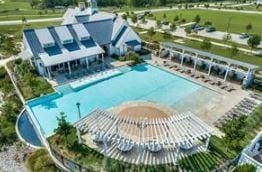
[123,52,143,65]
[233,164,256,172]
[26,149,57,172]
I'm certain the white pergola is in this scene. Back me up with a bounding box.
[74,109,213,165]
[160,42,258,87]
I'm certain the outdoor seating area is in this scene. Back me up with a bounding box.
[52,63,114,84]
[214,97,261,128]
[74,108,213,165]
[159,42,258,88]
[158,60,236,92]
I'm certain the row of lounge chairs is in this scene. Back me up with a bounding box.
[214,98,260,128]
[162,61,235,92]
[250,92,262,101]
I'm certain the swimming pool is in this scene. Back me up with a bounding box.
[27,63,219,137]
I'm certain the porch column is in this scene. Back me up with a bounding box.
[180,50,185,66]
[208,59,213,76]
[205,136,211,151]
[85,57,89,69]
[101,54,104,64]
[68,61,71,75]
[46,66,51,79]
[169,52,172,64]
[96,54,99,61]
[224,64,231,81]
[194,54,198,72]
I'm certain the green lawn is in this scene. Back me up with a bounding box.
[0,0,64,20]
[0,21,61,40]
[148,9,262,35]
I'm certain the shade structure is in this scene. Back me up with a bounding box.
[74,108,213,165]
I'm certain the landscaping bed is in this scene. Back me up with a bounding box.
[0,67,22,147]
[7,59,53,100]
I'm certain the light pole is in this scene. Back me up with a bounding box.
[76,102,82,144]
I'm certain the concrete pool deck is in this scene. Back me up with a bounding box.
[146,54,251,136]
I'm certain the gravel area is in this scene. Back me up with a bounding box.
[0,143,32,172]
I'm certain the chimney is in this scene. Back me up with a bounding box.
[78,2,86,11]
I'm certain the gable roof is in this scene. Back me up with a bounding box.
[23,25,104,66]
[83,19,114,45]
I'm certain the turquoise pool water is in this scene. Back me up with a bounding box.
[27,64,219,136]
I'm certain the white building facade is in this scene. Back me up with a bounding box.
[22,0,141,78]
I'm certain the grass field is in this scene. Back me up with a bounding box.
[0,21,61,39]
[0,0,64,20]
[147,9,262,35]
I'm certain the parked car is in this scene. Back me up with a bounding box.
[239,33,249,39]
[205,27,216,32]
[193,26,205,32]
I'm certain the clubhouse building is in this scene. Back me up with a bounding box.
[22,0,141,79]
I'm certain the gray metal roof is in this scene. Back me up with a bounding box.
[161,42,258,69]
[35,28,55,47]
[84,19,114,45]
[72,23,90,41]
[40,45,104,66]
[54,26,73,44]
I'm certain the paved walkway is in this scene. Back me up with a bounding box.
[0,56,17,67]
[0,17,62,26]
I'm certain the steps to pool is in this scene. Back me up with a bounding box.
[70,69,122,90]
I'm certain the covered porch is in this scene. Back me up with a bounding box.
[44,53,107,83]
[160,42,258,87]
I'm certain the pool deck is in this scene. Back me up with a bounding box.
[145,54,251,136]
[42,55,251,137]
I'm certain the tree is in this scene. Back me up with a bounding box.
[204,21,212,26]
[131,15,137,23]
[230,44,239,58]
[233,164,256,172]
[156,20,162,28]
[201,39,212,51]
[169,22,176,31]
[246,23,252,33]
[163,13,167,19]
[22,16,27,24]
[148,27,156,36]
[159,0,167,6]
[193,14,201,23]
[163,31,171,39]
[247,35,261,52]
[184,26,192,35]
[121,14,127,20]
[54,112,71,137]
[173,15,179,22]
[204,4,210,9]
[223,33,232,45]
